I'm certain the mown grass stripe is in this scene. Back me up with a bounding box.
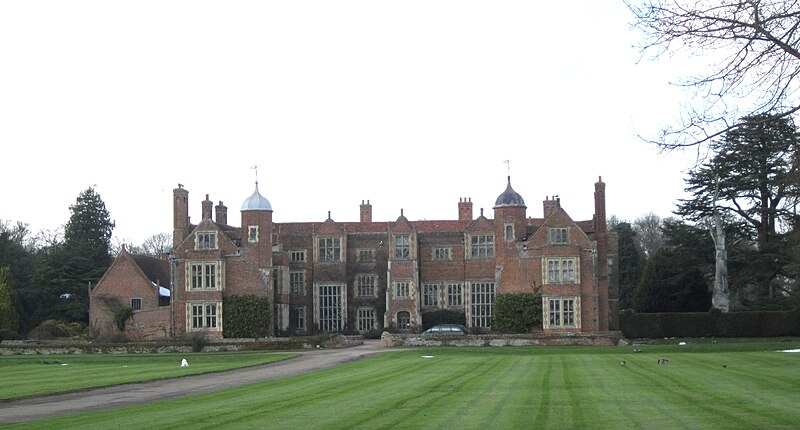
[6,345,800,430]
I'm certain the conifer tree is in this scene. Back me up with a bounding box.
[47,187,115,323]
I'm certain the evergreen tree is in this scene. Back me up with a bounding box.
[0,266,20,333]
[675,115,800,307]
[634,247,711,313]
[0,225,33,331]
[40,187,115,324]
[613,222,645,310]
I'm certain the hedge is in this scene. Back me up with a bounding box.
[222,295,272,338]
[620,309,800,338]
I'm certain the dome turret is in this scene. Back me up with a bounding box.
[494,176,526,208]
[241,182,272,211]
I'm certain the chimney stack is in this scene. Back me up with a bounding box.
[215,201,228,226]
[458,197,473,222]
[595,176,607,234]
[360,200,372,223]
[201,194,213,220]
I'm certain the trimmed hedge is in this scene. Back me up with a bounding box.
[492,292,543,333]
[223,295,271,338]
[620,309,800,338]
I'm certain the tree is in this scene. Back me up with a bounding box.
[613,222,646,310]
[36,188,115,324]
[674,114,799,306]
[633,213,669,258]
[0,267,20,333]
[141,233,171,257]
[628,0,800,149]
[676,114,799,248]
[634,247,711,312]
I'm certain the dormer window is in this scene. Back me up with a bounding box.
[195,232,218,250]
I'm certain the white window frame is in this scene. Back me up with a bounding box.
[543,257,579,284]
[469,282,495,328]
[248,226,259,243]
[187,261,222,291]
[544,297,580,329]
[317,284,344,332]
[469,234,495,259]
[187,302,221,331]
[195,231,218,250]
[131,298,142,311]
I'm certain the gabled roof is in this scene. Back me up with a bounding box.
[130,254,170,286]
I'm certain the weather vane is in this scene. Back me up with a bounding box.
[251,165,259,184]
[504,160,510,176]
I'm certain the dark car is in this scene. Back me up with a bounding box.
[421,324,467,336]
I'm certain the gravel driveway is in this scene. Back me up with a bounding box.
[0,340,387,425]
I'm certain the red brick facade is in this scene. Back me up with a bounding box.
[92,177,618,339]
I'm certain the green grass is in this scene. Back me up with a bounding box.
[10,340,800,429]
[0,351,298,400]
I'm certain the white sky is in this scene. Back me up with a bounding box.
[1,1,699,245]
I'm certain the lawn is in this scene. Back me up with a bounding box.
[0,351,298,400]
[8,340,800,429]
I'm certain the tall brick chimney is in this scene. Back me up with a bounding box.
[360,200,372,223]
[458,197,473,222]
[215,201,228,226]
[594,176,607,234]
[543,196,559,218]
[201,194,213,220]
[172,184,189,247]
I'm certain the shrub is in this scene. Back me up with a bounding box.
[113,307,134,332]
[184,331,208,352]
[28,320,84,340]
[0,328,23,340]
[493,292,542,333]
[223,295,271,338]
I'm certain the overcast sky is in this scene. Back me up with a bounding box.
[1,1,698,245]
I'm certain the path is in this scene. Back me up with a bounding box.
[0,340,387,425]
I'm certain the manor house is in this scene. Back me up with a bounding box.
[90,177,619,339]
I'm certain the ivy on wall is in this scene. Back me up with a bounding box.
[223,295,271,338]
[492,292,542,333]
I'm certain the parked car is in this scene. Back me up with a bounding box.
[421,324,467,336]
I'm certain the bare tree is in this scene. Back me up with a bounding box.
[628,0,800,149]
[632,213,667,258]
[141,233,171,257]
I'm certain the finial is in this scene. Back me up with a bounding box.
[251,165,259,185]
[504,159,510,176]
